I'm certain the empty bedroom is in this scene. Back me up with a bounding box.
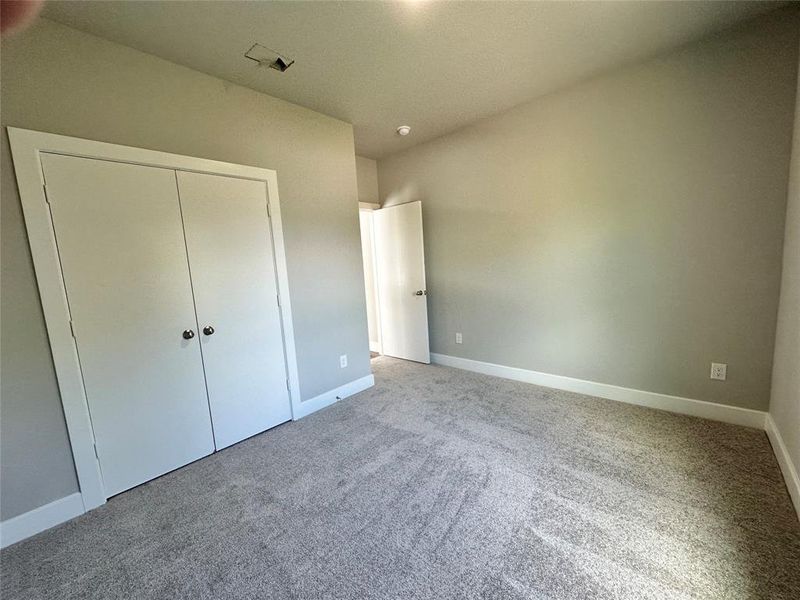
[1,1,798,598]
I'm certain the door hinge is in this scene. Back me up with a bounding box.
[69,320,76,338]
[286,378,291,391]
[42,183,51,205]
[93,443,99,460]
[276,294,281,307]
[267,202,272,218]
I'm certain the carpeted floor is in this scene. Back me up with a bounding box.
[3,357,799,599]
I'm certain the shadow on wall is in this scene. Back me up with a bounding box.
[383,170,776,409]
[383,183,422,208]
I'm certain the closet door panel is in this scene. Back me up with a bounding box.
[40,154,215,497]
[177,172,292,449]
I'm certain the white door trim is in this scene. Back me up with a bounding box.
[7,127,302,512]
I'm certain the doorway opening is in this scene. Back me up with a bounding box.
[359,203,383,359]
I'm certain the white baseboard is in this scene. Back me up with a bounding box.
[0,367,792,551]
[0,375,376,548]
[431,353,766,429]
[0,492,84,549]
[293,374,375,419]
[369,342,382,353]
[0,375,377,549]
[765,414,800,520]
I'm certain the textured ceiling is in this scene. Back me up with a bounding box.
[43,1,785,158]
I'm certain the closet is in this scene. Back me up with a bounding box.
[39,152,292,497]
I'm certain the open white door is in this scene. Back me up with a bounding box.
[373,201,430,363]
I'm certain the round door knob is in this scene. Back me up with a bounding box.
[203,325,215,336]
[414,290,425,296]
[182,329,195,340]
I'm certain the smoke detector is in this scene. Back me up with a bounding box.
[396,125,411,136]
[245,43,295,72]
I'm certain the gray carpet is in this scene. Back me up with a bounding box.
[2,357,799,599]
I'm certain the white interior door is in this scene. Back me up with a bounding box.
[176,172,292,450]
[41,154,215,497]
[373,201,430,363]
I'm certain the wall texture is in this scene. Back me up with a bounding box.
[378,12,799,411]
[356,156,379,205]
[770,42,800,493]
[1,19,370,520]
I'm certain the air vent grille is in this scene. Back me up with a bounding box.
[244,43,294,72]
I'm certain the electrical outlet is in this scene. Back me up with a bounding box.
[455,332,463,344]
[710,362,727,381]
[340,354,348,368]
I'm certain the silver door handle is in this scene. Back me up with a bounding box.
[414,290,427,296]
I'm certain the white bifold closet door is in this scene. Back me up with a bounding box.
[41,154,216,497]
[40,154,292,497]
[176,172,291,450]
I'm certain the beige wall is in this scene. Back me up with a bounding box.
[0,19,370,520]
[769,42,800,493]
[356,156,380,205]
[378,12,799,411]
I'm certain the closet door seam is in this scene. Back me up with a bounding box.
[173,170,217,451]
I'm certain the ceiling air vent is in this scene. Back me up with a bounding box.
[244,43,295,72]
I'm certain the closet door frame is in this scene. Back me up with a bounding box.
[8,127,302,513]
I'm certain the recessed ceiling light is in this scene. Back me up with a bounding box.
[396,125,411,136]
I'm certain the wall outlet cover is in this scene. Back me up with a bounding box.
[710,362,727,381]
[455,332,463,344]
[340,354,348,368]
